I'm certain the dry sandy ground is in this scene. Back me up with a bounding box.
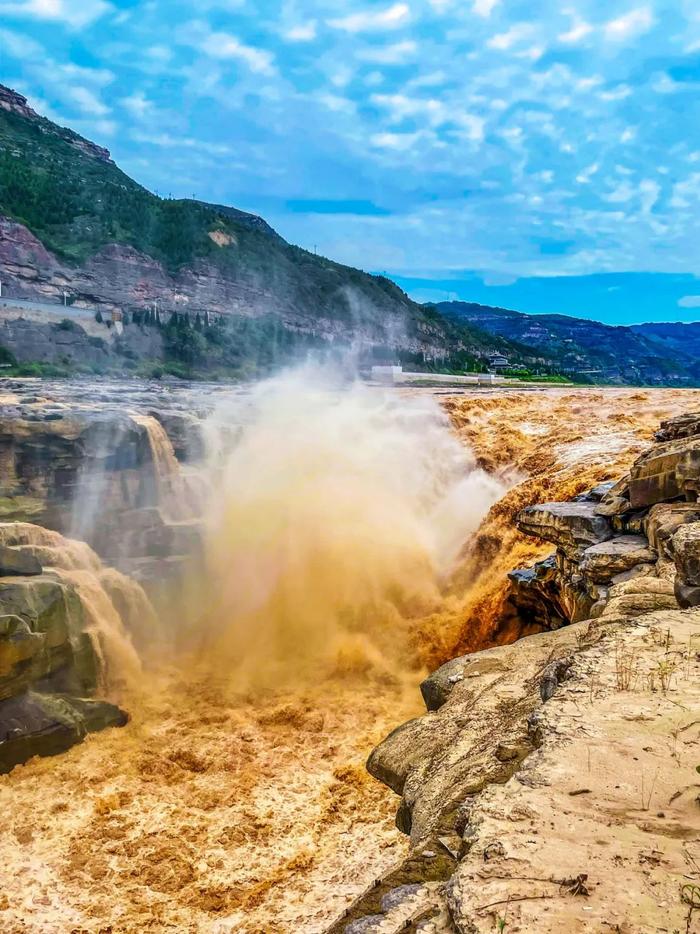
[1,386,699,934]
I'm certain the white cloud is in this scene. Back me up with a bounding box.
[370,131,422,150]
[131,131,232,155]
[576,162,600,184]
[317,93,355,114]
[639,178,660,214]
[198,31,276,74]
[487,23,533,51]
[603,6,653,42]
[678,295,700,308]
[0,26,44,58]
[558,20,593,44]
[370,92,484,141]
[285,20,317,42]
[0,0,112,29]
[120,92,152,119]
[358,40,417,64]
[67,85,110,116]
[472,0,499,18]
[453,112,485,141]
[599,84,632,101]
[328,3,409,33]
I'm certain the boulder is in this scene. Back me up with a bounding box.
[516,502,612,559]
[655,412,700,442]
[421,652,512,712]
[367,627,581,845]
[671,521,700,588]
[0,690,127,774]
[644,502,700,555]
[598,573,677,617]
[626,437,700,509]
[574,481,616,503]
[0,575,96,700]
[366,717,432,796]
[578,535,656,583]
[0,543,42,576]
[674,580,700,608]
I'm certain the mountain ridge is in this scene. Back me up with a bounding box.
[0,82,490,369]
[436,300,700,385]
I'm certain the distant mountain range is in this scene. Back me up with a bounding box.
[1,82,699,384]
[436,302,700,385]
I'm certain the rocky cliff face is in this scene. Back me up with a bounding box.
[0,84,468,361]
[0,381,215,772]
[0,381,208,594]
[340,411,700,933]
[0,523,136,773]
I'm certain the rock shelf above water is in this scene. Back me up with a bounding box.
[341,410,700,933]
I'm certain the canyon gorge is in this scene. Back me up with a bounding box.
[0,377,698,933]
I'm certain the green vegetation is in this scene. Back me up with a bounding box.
[0,344,17,367]
[0,102,446,350]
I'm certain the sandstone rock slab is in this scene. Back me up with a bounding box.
[516,502,612,559]
[579,535,655,583]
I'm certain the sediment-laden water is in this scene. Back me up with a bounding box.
[0,377,697,933]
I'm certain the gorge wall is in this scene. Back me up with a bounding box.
[340,405,700,934]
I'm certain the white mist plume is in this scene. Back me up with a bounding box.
[195,362,505,683]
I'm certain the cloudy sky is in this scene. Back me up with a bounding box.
[2,0,700,323]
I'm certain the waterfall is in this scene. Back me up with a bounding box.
[130,413,198,521]
[0,522,146,688]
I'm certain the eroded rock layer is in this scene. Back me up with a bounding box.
[344,410,700,934]
[0,523,145,772]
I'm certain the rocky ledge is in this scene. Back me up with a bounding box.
[0,523,133,773]
[332,412,700,933]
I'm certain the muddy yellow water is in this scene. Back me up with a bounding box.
[1,386,698,934]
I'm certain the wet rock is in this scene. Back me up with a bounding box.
[421,657,467,711]
[594,494,632,517]
[674,579,700,608]
[366,717,430,796]
[149,409,205,463]
[0,575,97,701]
[505,554,592,630]
[517,502,612,559]
[0,690,127,774]
[574,481,616,503]
[579,536,655,583]
[655,412,700,442]
[0,543,42,576]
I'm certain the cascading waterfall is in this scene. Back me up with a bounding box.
[0,522,144,689]
[130,413,199,521]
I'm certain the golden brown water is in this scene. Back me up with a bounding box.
[1,385,698,934]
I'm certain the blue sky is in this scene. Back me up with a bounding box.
[1,0,700,324]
